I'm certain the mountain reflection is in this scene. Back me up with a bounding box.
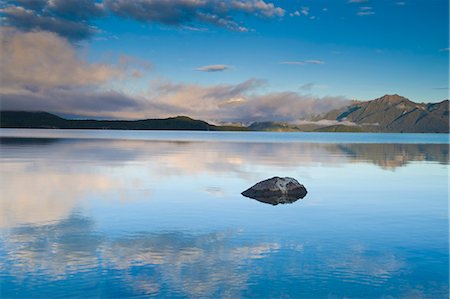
[0,137,448,228]
[334,143,449,169]
[0,136,447,298]
[1,137,447,168]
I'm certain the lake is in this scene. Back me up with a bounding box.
[0,129,448,298]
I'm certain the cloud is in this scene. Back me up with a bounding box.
[0,27,348,122]
[347,0,369,3]
[280,61,305,65]
[233,92,350,122]
[0,89,147,119]
[301,7,310,16]
[228,0,285,17]
[118,54,153,70]
[141,79,350,122]
[280,60,325,65]
[304,59,325,64]
[0,28,122,93]
[293,119,359,127]
[1,53,348,122]
[0,161,120,228]
[0,0,104,41]
[356,6,375,16]
[299,83,316,91]
[395,1,406,5]
[104,0,284,33]
[357,11,375,16]
[290,6,315,18]
[195,64,231,72]
[439,47,450,52]
[1,0,285,40]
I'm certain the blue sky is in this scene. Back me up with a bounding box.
[0,0,448,120]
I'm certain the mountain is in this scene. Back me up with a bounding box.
[247,121,363,132]
[0,111,248,131]
[1,95,448,132]
[318,94,449,133]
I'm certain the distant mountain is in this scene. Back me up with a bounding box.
[317,94,449,133]
[0,111,248,131]
[1,95,448,132]
[247,121,363,132]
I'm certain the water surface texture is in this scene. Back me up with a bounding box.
[0,130,448,298]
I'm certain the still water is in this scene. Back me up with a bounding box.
[0,130,448,298]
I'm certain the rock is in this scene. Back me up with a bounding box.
[241,177,307,205]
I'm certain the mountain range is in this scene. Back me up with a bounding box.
[1,95,448,133]
[317,94,449,133]
[246,95,449,133]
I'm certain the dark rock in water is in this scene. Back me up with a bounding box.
[241,177,307,205]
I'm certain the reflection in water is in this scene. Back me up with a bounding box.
[1,213,436,298]
[1,214,279,298]
[0,161,120,228]
[1,137,448,168]
[242,194,303,206]
[0,134,448,298]
[1,137,447,228]
[334,143,449,169]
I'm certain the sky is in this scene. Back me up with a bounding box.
[0,0,448,122]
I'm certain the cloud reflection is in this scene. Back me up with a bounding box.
[2,213,443,298]
[0,161,120,228]
[0,137,447,228]
[0,214,279,298]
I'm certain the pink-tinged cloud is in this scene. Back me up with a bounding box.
[0,28,122,93]
[0,28,349,122]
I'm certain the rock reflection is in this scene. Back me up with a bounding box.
[244,195,303,205]
[1,137,447,227]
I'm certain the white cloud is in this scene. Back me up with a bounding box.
[105,0,285,33]
[280,61,305,65]
[280,60,325,65]
[301,7,309,16]
[348,0,369,3]
[304,59,325,64]
[293,119,359,127]
[355,5,375,16]
[195,64,231,72]
[357,11,375,16]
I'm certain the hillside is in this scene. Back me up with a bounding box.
[1,95,448,133]
[318,95,449,133]
[0,111,248,131]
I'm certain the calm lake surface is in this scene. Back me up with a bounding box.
[0,129,448,298]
